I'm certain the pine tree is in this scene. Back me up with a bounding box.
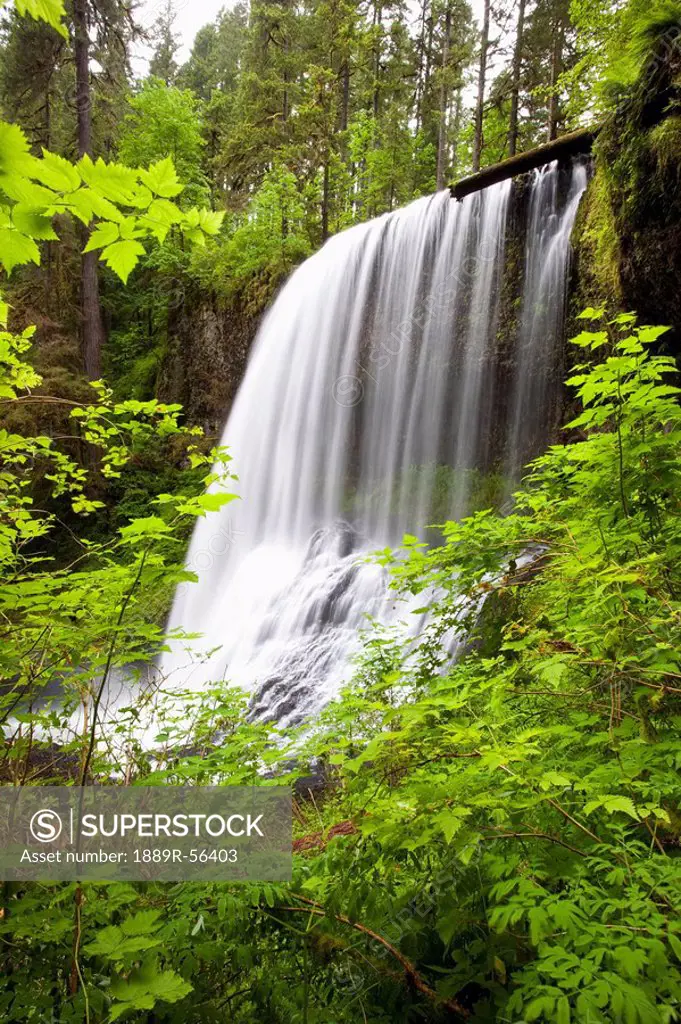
[73,0,107,380]
[149,0,180,86]
[472,0,490,171]
[508,0,527,155]
[436,2,452,188]
[0,10,68,152]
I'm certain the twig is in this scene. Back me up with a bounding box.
[481,829,584,856]
[282,894,470,1019]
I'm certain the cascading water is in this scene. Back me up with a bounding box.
[161,161,587,726]
[505,161,589,474]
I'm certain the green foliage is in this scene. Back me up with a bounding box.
[0,306,237,766]
[278,310,681,1022]
[3,3,681,1023]
[0,118,223,285]
[190,163,314,307]
[118,80,209,208]
[586,0,681,344]
[3,308,681,1024]
[1,0,67,38]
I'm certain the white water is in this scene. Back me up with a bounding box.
[505,161,589,473]
[161,164,587,725]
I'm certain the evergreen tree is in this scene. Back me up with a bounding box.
[149,0,180,86]
[508,0,527,155]
[472,0,490,170]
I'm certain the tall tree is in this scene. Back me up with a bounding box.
[472,0,490,171]
[371,0,383,120]
[449,83,463,176]
[0,11,67,152]
[149,0,180,85]
[436,2,452,189]
[507,0,526,156]
[73,0,107,380]
[547,0,568,139]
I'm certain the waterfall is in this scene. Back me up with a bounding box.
[161,161,587,725]
[505,161,589,474]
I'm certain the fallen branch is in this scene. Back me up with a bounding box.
[450,127,598,200]
[481,829,584,856]
[283,894,470,1019]
[293,819,358,854]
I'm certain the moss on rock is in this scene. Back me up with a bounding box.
[574,12,681,355]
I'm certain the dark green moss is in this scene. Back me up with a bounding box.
[579,14,681,356]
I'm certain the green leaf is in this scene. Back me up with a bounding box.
[571,329,608,349]
[139,157,183,199]
[433,809,466,844]
[78,155,139,204]
[602,795,641,820]
[120,910,162,936]
[528,907,551,944]
[197,208,225,235]
[67,186,125,224]
[11,205,58,240]
[83,222,120,252]
[0,121,34,176]
[637,325,670,344]
[139,198,182,243]
[0,227,41,274]
[556,996,570,1024]
[526,995,556,1020]
[14,0,68,37]
[35,149,81,191]
[119,516,171,539]
[584,795,640,820]
[109,964,193,1008]
[100,239,146,283]
[669,933,681,963]
[576,305,605,321]
[178,492,239,516]
[83,925,123,957]
[539,770,571,790]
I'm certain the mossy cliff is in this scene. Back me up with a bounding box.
[157,284,262,437]
[572,13,681,354]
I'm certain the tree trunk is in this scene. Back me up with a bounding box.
[414,0,428,132]
[450,86,463,179]
[507,0,526,157]
[472,0,490,172]
[451,126,597,200]
[372,0,382,121]
[73,0,106,380]
[423,11,434,126]
[321,161,330,241]
[340,60,350,131]
[547,10,565,141]
[282,32,290,123]
[436,4,452,190]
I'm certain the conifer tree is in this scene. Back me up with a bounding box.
[149,0,180,86]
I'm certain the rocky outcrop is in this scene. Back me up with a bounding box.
[158,286,262,437]
[570,23,681,357]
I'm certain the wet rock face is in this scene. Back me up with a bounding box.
[158,288,261,435]
[616,182,681,361]
[574,35,681,360]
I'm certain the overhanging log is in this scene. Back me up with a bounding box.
[450,127,599,200]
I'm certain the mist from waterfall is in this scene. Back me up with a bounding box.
[161,161,587,725]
